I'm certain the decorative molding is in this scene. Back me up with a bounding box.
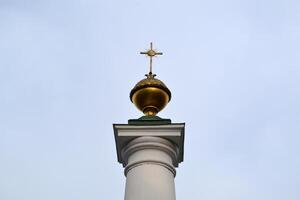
[113,123,185,167]
[124,160,176,177]
[122,136,179,167]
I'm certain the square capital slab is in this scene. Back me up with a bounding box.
[113,123,185,166]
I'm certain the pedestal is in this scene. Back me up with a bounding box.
[113,123,185,200]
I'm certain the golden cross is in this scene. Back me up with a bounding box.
[140,42,163,74]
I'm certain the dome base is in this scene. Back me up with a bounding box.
[128,116,171,125]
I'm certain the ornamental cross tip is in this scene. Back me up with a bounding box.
[140,42,163,75]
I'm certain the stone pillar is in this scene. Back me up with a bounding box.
[113,123,185,200]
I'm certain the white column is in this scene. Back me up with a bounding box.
[113,124,185,200]
[122,137,178,200]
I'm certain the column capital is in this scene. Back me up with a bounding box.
[113,123,185,167]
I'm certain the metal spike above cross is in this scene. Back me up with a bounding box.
[140,42,163,74]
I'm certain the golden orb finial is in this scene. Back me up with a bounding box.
[130,43,171,116]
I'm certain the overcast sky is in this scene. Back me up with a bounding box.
[0,0,300,200]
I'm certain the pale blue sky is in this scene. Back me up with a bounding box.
[0,0,300,200]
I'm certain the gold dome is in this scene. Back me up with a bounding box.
[130,73,171,116]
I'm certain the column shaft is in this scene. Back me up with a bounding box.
[122,137,178,200]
